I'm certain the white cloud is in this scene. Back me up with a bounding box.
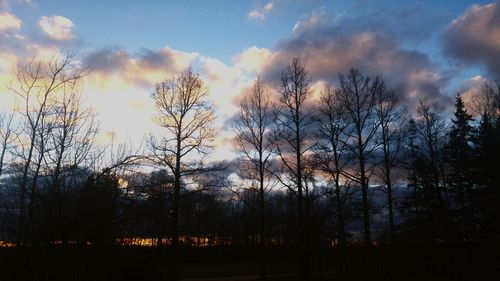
[38,15,75,41]
[248,0,278,21]
[0,12,22,32]
[234,46,272,73]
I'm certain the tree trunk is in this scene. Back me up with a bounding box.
[170,133,182,281]
[358,135,371,246]
[384,149,395,242]
[296,111,309,281]
[335,176,346,273]
[259,159,267,279]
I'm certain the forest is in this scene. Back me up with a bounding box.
[0,53,499,281]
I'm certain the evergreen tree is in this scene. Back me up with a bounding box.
[445,94,475,240]
[474,81,500,241]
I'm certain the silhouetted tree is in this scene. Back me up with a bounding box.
[44,73,98,245]
[149,68,216,280]
[146,170,174,247]
[375,89,408,242]
[0,110,16,178]
[402,100,449,242]
[445,94,476,240]
[337,68,382,246]
[0,110,17,244]
[10,53,83,245]
[473,80,500,241]
[232,76,274,279]
[77,170,120,245]
[314,85,352,270]
[272,57,314,280]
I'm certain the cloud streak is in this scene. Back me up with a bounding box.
[248,0,278,21]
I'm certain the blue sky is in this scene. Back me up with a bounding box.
[1,0,499,159]
[12,0,305,61]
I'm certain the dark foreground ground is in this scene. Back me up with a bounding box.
[1,243,499,281]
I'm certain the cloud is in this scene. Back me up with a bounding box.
[0,50,18,111]
[83,46,202,88]
[38,15,75,41]
[136,48,176,70]
[83,47,130,73]
[0,12,21,32]
[443,2,500,76]
[0,11,25,52]
[292,9,328,34]
[83,45,247,91]
[81,46,251,145]
[233,46,272,73]
[257,12,451,110]
[248,0,278,21]
[458,75,488,116]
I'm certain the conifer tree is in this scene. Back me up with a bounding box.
[445,94,475,240]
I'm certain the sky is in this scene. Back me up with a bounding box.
[0,0,499,160]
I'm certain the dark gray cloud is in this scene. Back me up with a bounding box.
[443,2,500,77]
[82,46,187,89]
[136,48,176,70]
[83,47,178,74]
[260,17,451,111]
[83,47,130,73]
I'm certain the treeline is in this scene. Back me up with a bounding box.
[0,54,499,279]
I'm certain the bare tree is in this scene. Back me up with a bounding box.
[272,57,315,280]
[414,99,448,204]
[232,76,274,279]
[10,53,83,246]
[149,68,216,281]
[25,101,53,243]
[337,68,382,246]
[314,86,352,267]
[0,110,18,244]
[471,80,500,124]
[0,110,16,178]
[403,99,449,242]
[375,89,408,242]
[43,74,99,244]
[414,100,450,225]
